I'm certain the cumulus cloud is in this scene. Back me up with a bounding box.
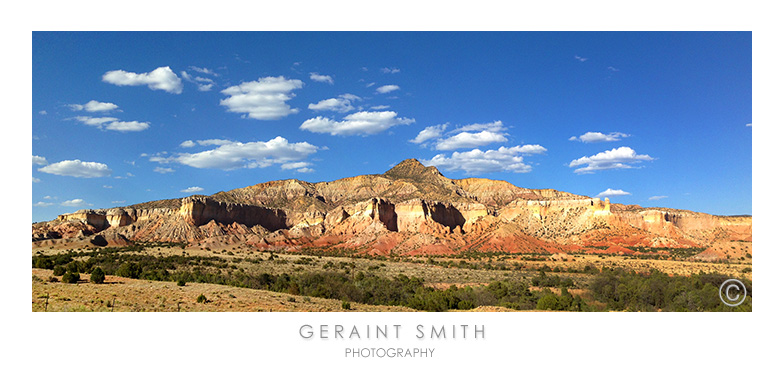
[38,159,112,178]
[381,67,400,74]
[73,116,150,132]
[34,201,54,207]
[309,72,334,84]
[435,131,508,151]
[61,199,90,207]
[376,85,400,94]
[649,195,668,200]
[410,124,449,144]
[569,146,654,173]
[220,76,303,120]
[102,66,183,94]
[32,155,48,166]
[300,111,414,136]
[308,94,361,113]
[180,186,205,193]
[596,188,631,197]
[69,100,120,112]
[421,145,547,174]
[569,131,630,143]
[412,120,509,150]
[280,161,315,173]
[159,136,320,171]
[32,177,41,183]
[370,105,390,110]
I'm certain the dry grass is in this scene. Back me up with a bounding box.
[32,269,415,312]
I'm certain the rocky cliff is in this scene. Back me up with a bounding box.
[32,159,752,257]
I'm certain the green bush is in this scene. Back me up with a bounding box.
[53,265,66,276]
[90,267,105,284]
[342,301,351,310]
[62,271,80,284]
[196,294,208,303]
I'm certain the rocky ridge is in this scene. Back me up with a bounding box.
[32,159,752,257]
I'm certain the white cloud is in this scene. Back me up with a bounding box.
[189,66,218,76]
[370,105,390,110]
[69,100,120,112]
[575,55,588,62]
[376,85,400,94]
[194,139,235,146]
[746,123,752,127]
[596,188,631,197]
[61,199,90,207]
[34,201,54,207]
[309,72,334,84]
[569,131,630,143]
[74,116,119,127]
[154,167,175,174]
[166,136,320,171]
[435,131,508,151]
[421,145,547,174]
[410,124,449,144]
[281,161,315,173]
[452,121,506,133]
[104,120,150,132]
[608,66,620,72]
[32,155,48,166]
[220,76,303,120]
[413,120,509,150]
[73,116,150,132]
[38,159,112,178]
[649,195,668,200]
[180,140,196,148]
[32,177,41,183]
[569,146,654,173]
[381,67,400,74]
[39,110,47,115]
[308,94,361,113]
[181,186,205,193]
[181,71,215,91]
[300,111,414,136]
[102,66,183,94]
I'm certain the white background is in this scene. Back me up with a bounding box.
[8,1,780,369]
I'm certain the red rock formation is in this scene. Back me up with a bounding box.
[32,159,752,256]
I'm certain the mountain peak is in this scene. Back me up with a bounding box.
[384,158,443,180]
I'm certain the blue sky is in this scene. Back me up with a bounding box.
[31,32,751,222]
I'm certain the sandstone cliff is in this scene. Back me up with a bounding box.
[32,159,752,257]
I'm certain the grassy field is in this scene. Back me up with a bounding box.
[31,242,752,312]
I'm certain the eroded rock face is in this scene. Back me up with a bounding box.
[33,158,752,256]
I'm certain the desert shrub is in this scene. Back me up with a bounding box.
[177,279,186,286]
[62,271,80,284]
[342,301,351,310]
[115,262,142,279]
[196,294,208,303]
[536,294,559,310]
[53,265,66,276]
[90,267,105,284]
